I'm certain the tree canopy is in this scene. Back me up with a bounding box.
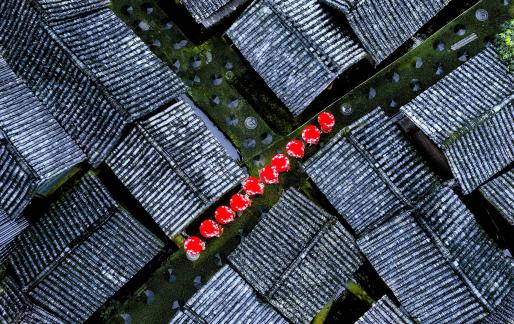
[496,19,514,72]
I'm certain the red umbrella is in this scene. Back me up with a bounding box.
[242,176,265,196]
[286,140,305,158]
[184,236,205,260]
[271,154,290,173]
[230,193,252,213]
[199,219,223,238]
[259,165,279,184]
[318,112,335,133]
[214,206,236,225]
[302,125,321,144]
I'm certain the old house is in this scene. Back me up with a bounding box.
[401,47,514,194]
[9,174,163,322]
[227,0,365,115]
[0,0,185,166]
[229,189,363,322]
[321,0,451,63]
[107,99,246,237]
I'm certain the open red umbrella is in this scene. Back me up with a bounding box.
[318,112,335,133]
[302,125,321,144]
[242,176,265,196]
[214,206,236,225]
[259,165,279,184]
[184,236,205,260]
[286,140,305,159]
[200,219,223,238]
[271,154,290,173]
[230,193,252,213]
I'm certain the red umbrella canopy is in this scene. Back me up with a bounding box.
[302,125,321,144]
[199,219,223,238]
[242,176,265,196]
[214,206,236,225]
[271,154,290,173]
[230,193,252,213]
[259,165,279,184]
[286,140,305,159]
[318,112,335,133]
[184,236,205,257]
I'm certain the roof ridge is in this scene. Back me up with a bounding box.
[413,208,494,312]
[134,121,211,204]
[22,205,119,292]
[262,0,338,75]
[264,215,339,299]
[37,18,131,122]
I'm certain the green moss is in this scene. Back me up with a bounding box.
[347,280,375,306]
[495,19,514,71]
[312,302,332,324]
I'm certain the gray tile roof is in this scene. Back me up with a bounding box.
[0,277,63,324]
[325,0,451,63]
[182,0,247,28]
[445,102,513,194]
[358,211,488,323]
[49,8,186,120]
[0,1,185,166]
[320,0,356,14]
[229,189,363,323]
[0,57,85,182]
[171,265,287,324]
[9,173,163,323]
[227,0,365,115]
[304,108,437,234]
[34,0,110,20]
[483,289,514,324]
[358,185,513,323]
[401,47,514,194]
[0,207,27,264]
[0,131,30,263]
[418,187,513,309]
[480,169,514,227]
[0,138,34,220]
[355,296,413,324]
[107,99,246,237]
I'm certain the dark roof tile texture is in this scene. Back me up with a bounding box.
[358,213,487,323]
[10,174,163,322]
[0,141,34,219]
[0,277,63,324]
[338,0,451,63]
[0,1,185,166]
[50,9,185,119]
[228,0,365,115]
[480,169,514,227]
[35,0,110,20]
[229,189,363,322]
[304,108,436,234]
[172,265,287,323]
[401,47,514,193]
[419,187,514,309]
[355,296,413,324]
[107,100,246,237]
[0,57,84,180]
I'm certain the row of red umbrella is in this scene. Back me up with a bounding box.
[184,112,336,259]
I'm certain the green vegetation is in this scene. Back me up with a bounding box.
[312,302,332,324]
[347,280,375,305]
[496,19,514,71]
[110,0,281,160]
[97,1,514,323]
